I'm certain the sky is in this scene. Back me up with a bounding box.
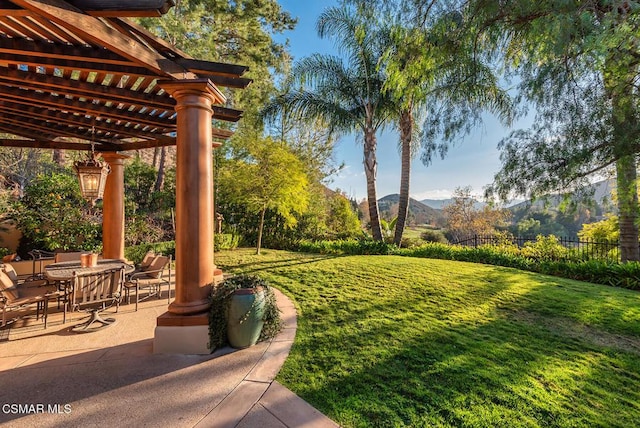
[275,0,533,202]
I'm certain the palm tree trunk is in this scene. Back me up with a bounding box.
[394,108,413,246]
[364,126,383,241]
[256,205,266,255]
[616,154,639,262]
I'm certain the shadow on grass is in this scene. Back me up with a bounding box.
[219,254,339,275]
[271,259,640,427]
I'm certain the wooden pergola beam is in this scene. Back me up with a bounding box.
[0,85,176,128]
[0,102,171,140]
[212,105,243,122]
[7,0,192,79]
[0,67,176,110]
[0,137,120,151]
[0,1,175,16]
[175,59,249,78]
[0,36,157,74]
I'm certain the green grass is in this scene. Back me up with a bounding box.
[215,249,640,428]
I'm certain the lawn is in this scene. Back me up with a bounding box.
[215,249,640,428]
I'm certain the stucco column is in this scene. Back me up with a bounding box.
[160,79,224,315]
[101,152,129,261]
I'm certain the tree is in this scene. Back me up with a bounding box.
[137,0,296,115]
[262,6,393,241]
[326,191,362,239]
[467,1,640,261]
[343,1,513,246]
[0,146,61,195]
[443,186,511,242]
[218,137,309,254]
[13,172,102,253]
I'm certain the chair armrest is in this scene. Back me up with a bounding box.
[20,278,51,288]
[128,268,165,281]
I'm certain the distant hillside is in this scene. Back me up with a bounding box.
[508,179,615,215]
[378,194,445,227]
[421,198,486,210]
[506,179,615,238]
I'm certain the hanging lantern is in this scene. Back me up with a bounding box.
[74,154,110,203]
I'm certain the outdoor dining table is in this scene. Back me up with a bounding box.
[44,259,135,282]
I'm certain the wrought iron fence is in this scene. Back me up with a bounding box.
[453,234,624,262]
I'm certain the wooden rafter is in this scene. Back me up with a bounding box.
[8,0,193,78]
[0,0,245,151]
[0,138,120,151]
[0,85,176,128]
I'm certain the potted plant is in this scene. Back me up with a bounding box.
[79,243,102,267]
[208,275,281,351]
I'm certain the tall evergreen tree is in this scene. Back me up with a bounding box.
[466,0,640,261]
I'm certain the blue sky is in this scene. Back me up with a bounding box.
[276,0,531,201]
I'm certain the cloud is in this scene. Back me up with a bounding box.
[411,189,454,200]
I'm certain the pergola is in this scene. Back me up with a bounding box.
[0,0,249,353]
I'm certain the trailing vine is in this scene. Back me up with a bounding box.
[208,274,282,352]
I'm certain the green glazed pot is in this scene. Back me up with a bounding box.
[227,286,266,349]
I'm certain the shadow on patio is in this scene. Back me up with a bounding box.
[0,286,336,427]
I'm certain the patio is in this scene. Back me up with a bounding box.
[0,276,337,427]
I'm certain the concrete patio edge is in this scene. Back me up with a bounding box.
[195,287,339,428]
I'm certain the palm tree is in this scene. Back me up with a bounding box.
[262,6,393,241]
[380,11,513,246]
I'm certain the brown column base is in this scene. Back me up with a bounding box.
[156,311,209,327]
[168,297,211,315]
[154,312,211,354]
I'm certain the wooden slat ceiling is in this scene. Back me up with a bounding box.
[0,0,250,152]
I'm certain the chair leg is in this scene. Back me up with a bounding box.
[135,284,139,312]
[44,299,49,329]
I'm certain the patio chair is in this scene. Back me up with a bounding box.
[65,267,124,331]
[132,250,157,274]
[124,255,171,311]
[1,263,50,288]
[0,269,58,328]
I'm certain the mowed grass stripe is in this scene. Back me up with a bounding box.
[216,249,640,428]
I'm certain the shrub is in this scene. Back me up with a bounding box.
[521,235,572,261]
[214,233,240,251]
[208,274,281,351]
[296,239,395,255]
[420,229,448,244]
[125,241,175,264]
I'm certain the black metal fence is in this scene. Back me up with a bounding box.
[453,235,623,262]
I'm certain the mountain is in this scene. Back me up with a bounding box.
[508,178,615,214]
[420,198,486,210]
[506,179,615,238]
[377,194,445,226]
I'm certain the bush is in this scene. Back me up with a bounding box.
[125,241,175,264]
[394,242,640,290]
[521,235,572,261]
[214,233,240,251]
[420,229,448,244]
[296,239,395,255]
[14,172,102,254]
[208,274,281,351]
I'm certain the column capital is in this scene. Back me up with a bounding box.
[100,152,130,164]
[158,78,226,105]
